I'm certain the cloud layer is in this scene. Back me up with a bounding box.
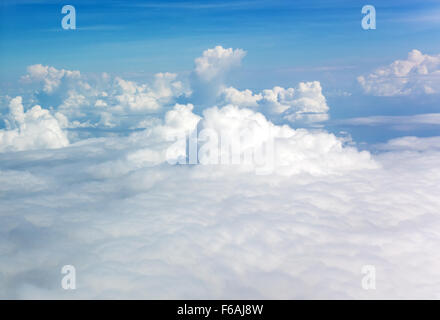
[1,46,440,299]
[1,132,439,299]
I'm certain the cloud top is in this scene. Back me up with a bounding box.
[358,49,440,96]
[0,96,69,152]
[194,46,246,81]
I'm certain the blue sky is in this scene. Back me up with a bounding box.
[2,0,440,76]
[1,0,440,143]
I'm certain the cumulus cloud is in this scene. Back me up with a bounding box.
[18,48,329,129]
[21,64,81,94]
[219,81,329,123]
[197,105,372,175]
[261,81,329,122]
[113,73,187,113]
[20,65,190,130]
[190,46,329,123]
[89,103,367,177]
[190,46,247,107]
[358,49,440,96]
[0,96,69,152]
[220,87,262,108]
[194,46,246,81]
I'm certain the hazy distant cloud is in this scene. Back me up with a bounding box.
[375,135,440,151]
[338,113,440,128]
[358,49,440,96]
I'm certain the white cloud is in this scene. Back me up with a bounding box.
[219,81,330,123]
[263,82,329,122]
[375,136,440,151]
[358,49,440,96]
[19,49,328,129]
[21,64,81,93]
[192,47,329,123]
[113,73,188,113]
[113,77,162,112]
[194,46,246,81]
[338,113,440,128]
[153,103,202,140]
[0,96,69,152]
[0,131,439,299]
[220,87,262,108]
[58,90,89,118]
[94,99,107,108]
[20,65,190,130]
[198,105,372,175]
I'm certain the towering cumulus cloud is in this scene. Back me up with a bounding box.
[1,46,440,299]
[194,46,247,81]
